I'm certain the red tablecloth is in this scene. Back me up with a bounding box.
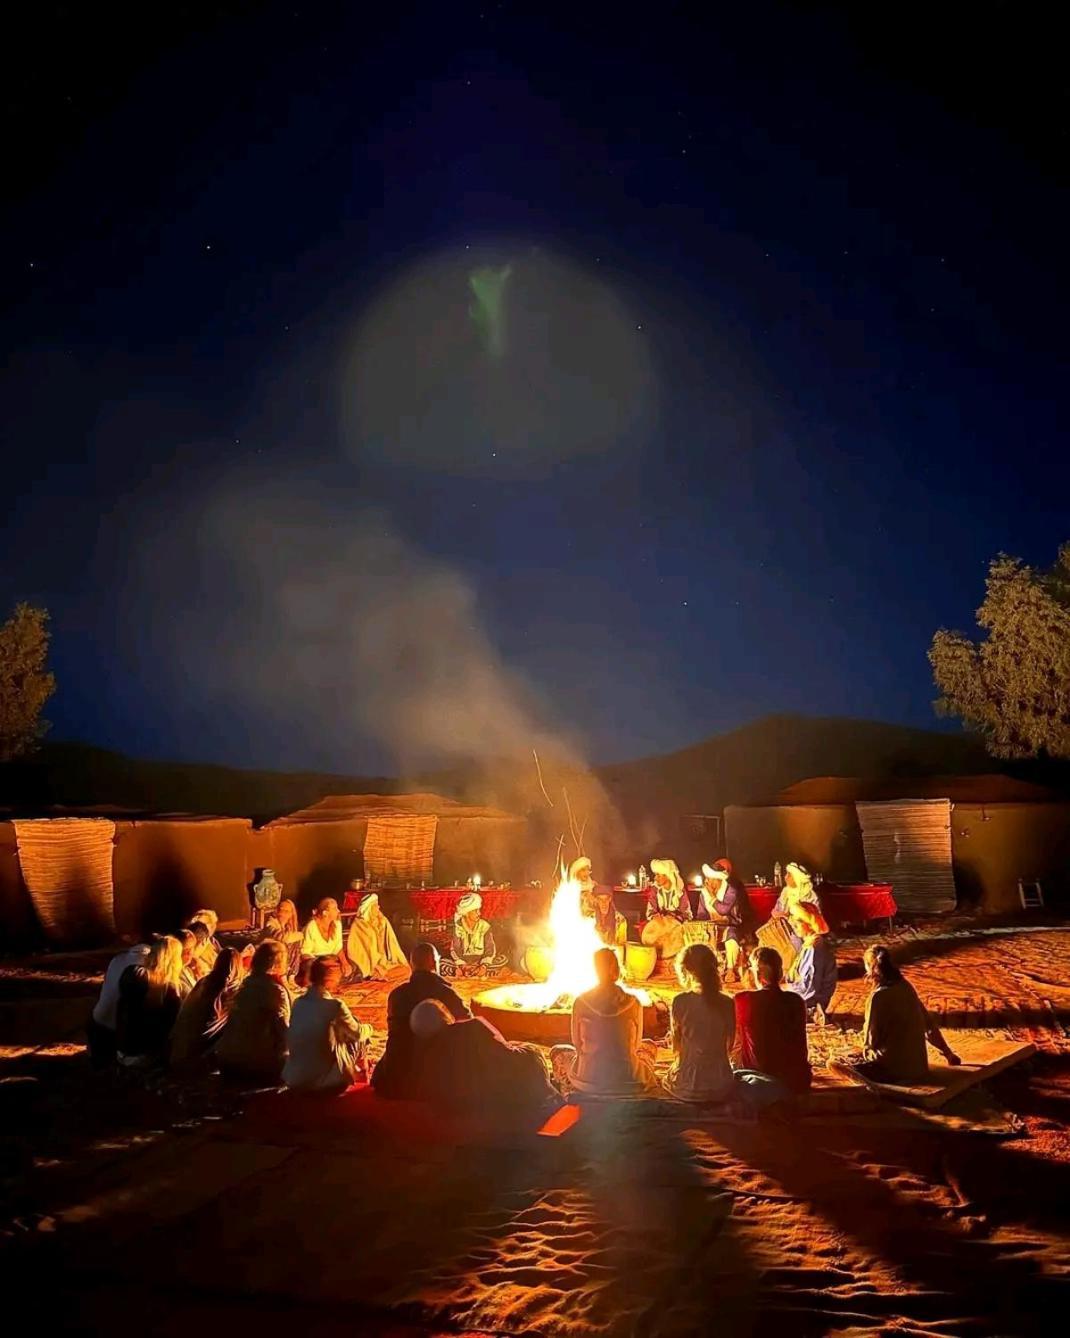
[405,888,524,922]
[745,883,896,927]
[615,883,896,928]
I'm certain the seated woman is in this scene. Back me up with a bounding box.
[409,998,558,1113]
[733,946,812,1101]
[784,903,838,1018]
[698,859,753,983]
[176,928,203,997]
[372,942,471,1099]
[552,948,657,1096]
[664,943,736,1103]
[850,945,960,1083]
[442,892,507,977]
[215,939,292,1084]
[299,897,352,985]
[115,935,186,1068]
[186,909,221,970]
[88,941,152,1067]
[283,957,373,1093]
[261,897,303,977]
[170,946,246,1071]
[345,892,407,982]
[640,858,692,960]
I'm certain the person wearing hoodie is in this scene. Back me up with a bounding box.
[552,948,657,1096]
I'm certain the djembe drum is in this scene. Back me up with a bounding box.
[624,942,657,982]
[756,915,798,975]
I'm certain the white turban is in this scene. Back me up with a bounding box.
[569,856,593,882]
[650,858,683,897]
[456,891,482,920]
[701,863,727,883]
[410,998,451,1040]
[357,892,379,919]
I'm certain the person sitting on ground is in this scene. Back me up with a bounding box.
[346,891,407,982]
[299,897,351,984]
[115,935,186,1068]
[88,940,152,1067]
[570,855,608,918]
[261,898,303,977]
[698,859,753,983]
[552,948,657,1096]
[784,903,838,1017]
[663,943,736,1103]
[176,928,202,997]
[733,947,812,1100]
[170,946,246,1071]
[283,957,373,1093]
[215,939,291,1084]
[641,858,692,960]
[850,945,960,1083]
[771,864,823,951]
[443,892,506,977]
[372,942,471,1099]
[590,884,628,953]
[409,998,558,1114]
[187,910,221,968]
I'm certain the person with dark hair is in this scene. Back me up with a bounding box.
[284,957,372,1093]
[552,948,657,1096]
[215,939,291,1084]
[170,946,246,1071]
[664,943,735,1102]
[852,946,960,1082]
[372,942,471,1099]
[409,997,558,1114]
[733,946,812,1098]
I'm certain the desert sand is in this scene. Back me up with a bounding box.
[2,919,1068,1336]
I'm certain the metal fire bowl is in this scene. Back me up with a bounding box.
[471,982,669,1046]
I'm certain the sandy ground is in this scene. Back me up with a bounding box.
[2,917,1069,1336]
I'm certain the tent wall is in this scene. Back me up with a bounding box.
[724,804,866,882]
[856,799,956,914]
[112,819,252,936]
[0,820,38,949]
[951,802,1070,913]
[256,820,368,916]
[430,815,527,886]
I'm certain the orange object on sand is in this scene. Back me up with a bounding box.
[538,1104,582,1137]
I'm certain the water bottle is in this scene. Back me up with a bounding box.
[774,861,782,889]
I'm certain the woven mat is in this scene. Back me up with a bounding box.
[363,813,437,884]
[12,817,116,944]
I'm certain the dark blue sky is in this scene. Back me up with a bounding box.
[2,2,1067,773]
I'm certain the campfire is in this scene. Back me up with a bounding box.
[472,868,657,1044]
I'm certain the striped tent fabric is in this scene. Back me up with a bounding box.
[855,799,956,914]
[363,814,438,885]
[13,817,116,943]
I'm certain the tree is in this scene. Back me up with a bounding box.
[929,543,1070,759]
[0,603,56,762]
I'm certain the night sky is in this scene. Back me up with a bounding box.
[2,2,1067,775]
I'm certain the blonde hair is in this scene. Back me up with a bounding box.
[276,899,298,932]
[189,908,218,935]
[144,936,185,993]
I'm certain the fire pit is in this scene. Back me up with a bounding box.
[470,867,670,1045]
[472,981,668,1045]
